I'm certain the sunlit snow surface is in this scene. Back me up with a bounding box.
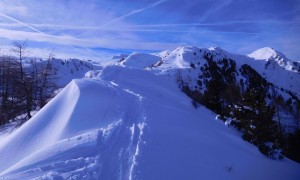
[247,47,300,96]
[120,52,161,69]
[0,63,300,178]
[1,65,299,179]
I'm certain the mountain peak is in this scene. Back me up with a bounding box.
[247,47,299,72]
[248,47,279,60]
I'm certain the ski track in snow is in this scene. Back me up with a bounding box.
[123,88,144,101]
[122,87,147,180]
[0,71,148,179]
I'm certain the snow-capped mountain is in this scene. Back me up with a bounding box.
[247,47,300,95]
[160,47,299,128]
[249,47,285,60]
[150,46,299,98]
[119,46,299,99]
[0,46,299,179]
[248,47,299,72]
[119,52,161,69]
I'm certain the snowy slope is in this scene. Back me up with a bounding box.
[49,58,101,87]
[120,52,161,69]
[0,66,299,179]
[152,46,300,97]
[147,46,299,131]
[22,58,101,87]
[247,47,300,95]
[247,47,299,94]
[249,47,280,60]
[248,47,298,71]
[156,46,194,70]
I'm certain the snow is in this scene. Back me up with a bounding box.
[247,47,299,72]
[112,54,128,61]
[244,48,300,97]
[152,50,170,58]
[84,70,102,78]
[49,58,101,87]
[248,47,278,60]
[225,118,233,127]
[121,52,161,69]
[168,46,299,98]
[0,65,299,179]
[0,119,22,138]
[154,46,195,71]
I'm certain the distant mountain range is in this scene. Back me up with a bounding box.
[119,46,299,98]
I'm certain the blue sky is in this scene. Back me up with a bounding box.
[0,0,299,60]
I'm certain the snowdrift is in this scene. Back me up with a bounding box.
[0,66,299,179]
[121,52,161,69]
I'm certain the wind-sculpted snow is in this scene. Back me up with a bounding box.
[0,67,148,179]
[120,52,161,69]
[0,66,299,179]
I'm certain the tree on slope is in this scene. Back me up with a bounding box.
[0,41,57,124]
[234,88,280,158]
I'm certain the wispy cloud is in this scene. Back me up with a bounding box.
[0,0,169,58]
[0,1,28,16]
[0,0,299,60]
[0,28,181,51]
[104,0,169,26]
[0,12,99,59]
[182,0,233,45]
[0,0,173,59]
[198,0,233,22]
[0,12,44,33]
[0,20,297,30]
[76,0,169,38]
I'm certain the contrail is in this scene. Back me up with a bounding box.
[104,0,169,26]
[88,28,259,34]
[0,23,259,35]
[0,12,98,59]
[183,0,233,44]
[0,12,44,34]
[76,0,169,38]
[0,20,294,30]
[1,17,296,29]
[198,0,233,22]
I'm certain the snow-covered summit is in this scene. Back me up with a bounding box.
[248,47,300,72]
[120,52,161,69]
[248,47,281,60]
[208,47,225,53]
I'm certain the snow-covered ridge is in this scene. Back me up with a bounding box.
[1,65,299,179]
[120,46,299,97]
[120,52,161,69]
[248,47,299,72]
[248,47,281,60]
